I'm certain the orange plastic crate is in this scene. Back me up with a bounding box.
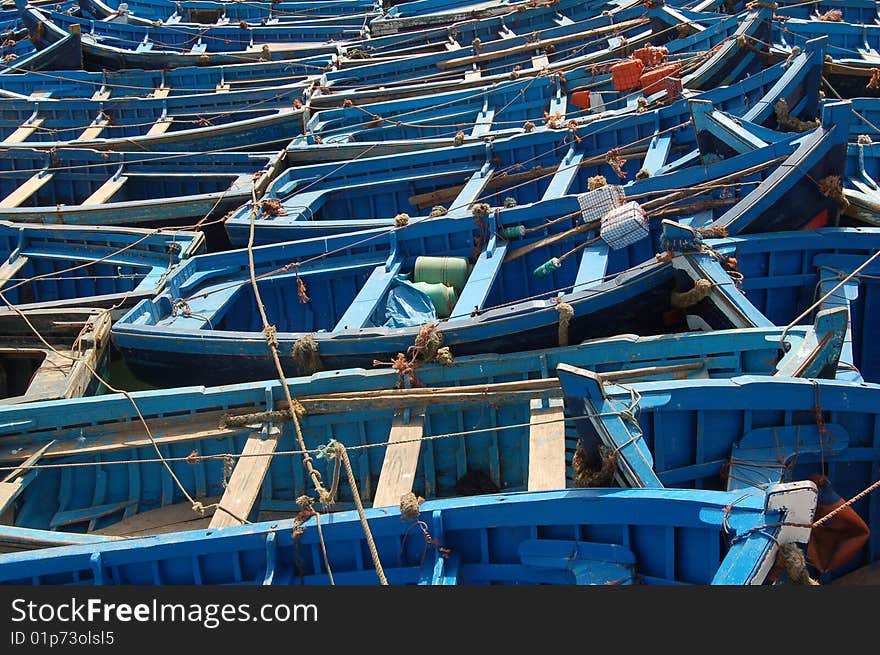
[639,62,683,96]
[610,58,644,92]
[633,45,668,67]
[571,90,591,109]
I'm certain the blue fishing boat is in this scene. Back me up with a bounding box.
[0,221,205,313]
[843,139,880,225]
[775,0,879,23]
[226,44,826,242]
[78,0,381,26]
[0,94,303,151]
[0,28,80,74]
[107,100,849,386]
[0,311,845,541]
[0,54,330,98]
[0,484,818,585]
[286,8,796,161]
[309,4,746,108]
[0,148,283,227]
[686,226,880,382]
[0,307,110,404]
[557,369,880,583]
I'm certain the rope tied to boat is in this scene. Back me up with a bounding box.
[778,544,820,585]
[774,98,819,132]
[454,131,465,146]
[292,334,324,375]
[259,198,288,217]
[400,491,423,520]
[394,212,410,227]
[262,324,279,348]
[503,197,517,208]
[605,149,627,179]
[293,494,335,585]
[523,120,536,132]
[867,69,880,90]
[857,134,873,145]
[671,278,713,309]
[817,9,842,22]
[572,441,618,487]
[429,205,447,217]
[319,439,388,584]
[588,175,607,191]
[471,202,491,219]
[555,298,574,346]
[222,454,235,489]
[636,168,651,179]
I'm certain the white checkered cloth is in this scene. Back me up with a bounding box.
[576,185,625,224]
[600,201,649,250]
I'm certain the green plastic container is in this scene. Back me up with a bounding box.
[413,281,458,318]
[413,256,471,294]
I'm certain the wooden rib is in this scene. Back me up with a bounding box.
[5,117,44,144]
[208,430,279,529]
[91,89,111,100]
[527,403,565,491]
[82,175,128,205]
[0,171,54,208]
[372,411,425,508]
[152,87,171,98]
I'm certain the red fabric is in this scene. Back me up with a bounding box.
[663,77,683,101]
[639,62,683,96]
[571,90,591,110]
[807,475,870,573]
[801,208,829,230]
[611,59,644,92]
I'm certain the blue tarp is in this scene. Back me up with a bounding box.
[382,276,437,328]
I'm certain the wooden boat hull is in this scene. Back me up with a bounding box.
[0,485,817,585]
[559,370,880,583]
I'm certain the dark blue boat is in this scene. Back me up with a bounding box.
[0,221,205,313]
[0,313,844,541]
[558,369,880,583]
[0,484,819,585]
[0,148,283,228]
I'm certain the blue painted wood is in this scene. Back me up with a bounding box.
[0,486,801,585]
[0,149,281,227]
[0,314,844,536]
[559,371,880,581]
[0,221,204,313]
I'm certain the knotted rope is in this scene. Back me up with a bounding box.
[778,544,820,585]
[555,299,574,346]
[671,278,712,309]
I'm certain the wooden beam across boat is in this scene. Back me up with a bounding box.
[5,117,45,144]
[208,428,280,529]
[436,18,647,70]
[0,170,54,208]
[527,402,565,491]
[82,174,128,205]
[372,410,425,508]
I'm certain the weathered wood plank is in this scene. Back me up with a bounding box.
[0,171,54,208]
[94,497,219,537]
[527,403,566,491]
[145,119,173,136]
[82,175,128,205]
[5,117,44,144]
[372,411,425,508]
[76,119,109,141]
[208,431,279,528]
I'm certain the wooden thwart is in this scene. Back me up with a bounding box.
[527,403,566,491]
[208,430,279,529]
[5,117,45,144]
[0,171,54,208]
[372,410,425,508]
[82,175,128,205]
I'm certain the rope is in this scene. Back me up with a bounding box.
[779,249,880,346]
[670,278,713,308]
[778,543,820,585]
[555,299,573,346]
[812,477,880,528]
[322,440,388,585]
[247,185,331,504]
